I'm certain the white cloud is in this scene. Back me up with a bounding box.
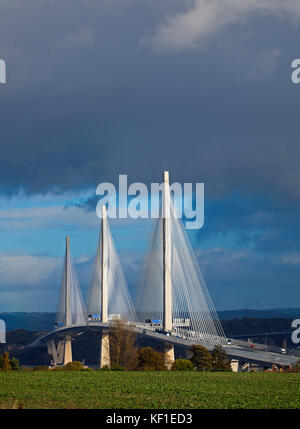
[148,0,300,51]
[281,252,300,265]
[75,254,91,264]
[0,254,60,288]
[0,205,99,231]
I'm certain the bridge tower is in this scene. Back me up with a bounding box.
[63,235,72,364]
[99,204,111,367]
[47,235,74,366]
[162,171,175,367]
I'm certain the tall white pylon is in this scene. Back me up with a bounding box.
[50,235,87,366]
[100,205,110,367]
[63,235,72,364]
[86,204,135,367]
[55,236,87,327]
[135,170,227,347]
[162,171,174,366]
[101,205,108,323]
[86,206,136,321]
[65,235,71,327]
[163,171,172,332]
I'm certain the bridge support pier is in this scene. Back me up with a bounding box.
[164,343,175,369]
[47,336,72,366]
[47,340,64,366]
[63,335,73,365]
[230,359,239,372]
[100,330,110,368]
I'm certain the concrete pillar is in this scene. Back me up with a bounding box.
[164,343,175,369]
[100,330,110,368]
[47,340,64,366]
[63,335,73,365]
[100,206,110,368]
[163,171,172,332]
[63,236,73,365]
[230,359,239,372]
[101,205,108,323]
[65,235,71,327]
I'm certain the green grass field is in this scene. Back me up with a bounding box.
[0,371,299,409]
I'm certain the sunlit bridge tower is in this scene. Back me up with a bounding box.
[47,235,86,366]
[99,205,110,367]
[135,170,227,367]
[162,171,175,366]
[86,204,136,367]
[62,235,72,364]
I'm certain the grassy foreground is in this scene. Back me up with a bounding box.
[0,371,299,409]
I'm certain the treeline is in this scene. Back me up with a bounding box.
[0,346,231,372]
[99,319,232,372]
[0,320,232,372]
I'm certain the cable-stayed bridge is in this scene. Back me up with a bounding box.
[29,172,298,370]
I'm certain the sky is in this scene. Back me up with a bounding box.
[0,0,300,312]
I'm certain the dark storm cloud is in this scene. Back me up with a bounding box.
[199,246,300,310]
[0,0,300,203]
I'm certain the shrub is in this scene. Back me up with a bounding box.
[33,366,49,371]
[20,366,33,371]
[190,345,213,371]
[294,359,300,370]
[111,366,125,371]
[171,359,194,371]
[10,357,20,371]
[211,346,232,371]
[62,361,83,371]
[137,347,167,371]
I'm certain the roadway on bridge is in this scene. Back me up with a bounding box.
[28,322,298,367]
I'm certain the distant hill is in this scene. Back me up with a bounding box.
[0,312,55,331]
[0,308,299,331]
[217,308,300,320]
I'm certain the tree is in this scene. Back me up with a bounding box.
[10,357,20,371]
[0,353,20,371]
[295,359,300,370]
[171,359,194,371]
[137,347,167,371]
[2,352,12,371]
[108,319,138,370]
[211,346,232,371]
[190,345,213,371]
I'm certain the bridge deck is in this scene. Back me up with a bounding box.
[28,322,298,367]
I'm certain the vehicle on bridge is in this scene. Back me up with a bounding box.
[88,314,101,321]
